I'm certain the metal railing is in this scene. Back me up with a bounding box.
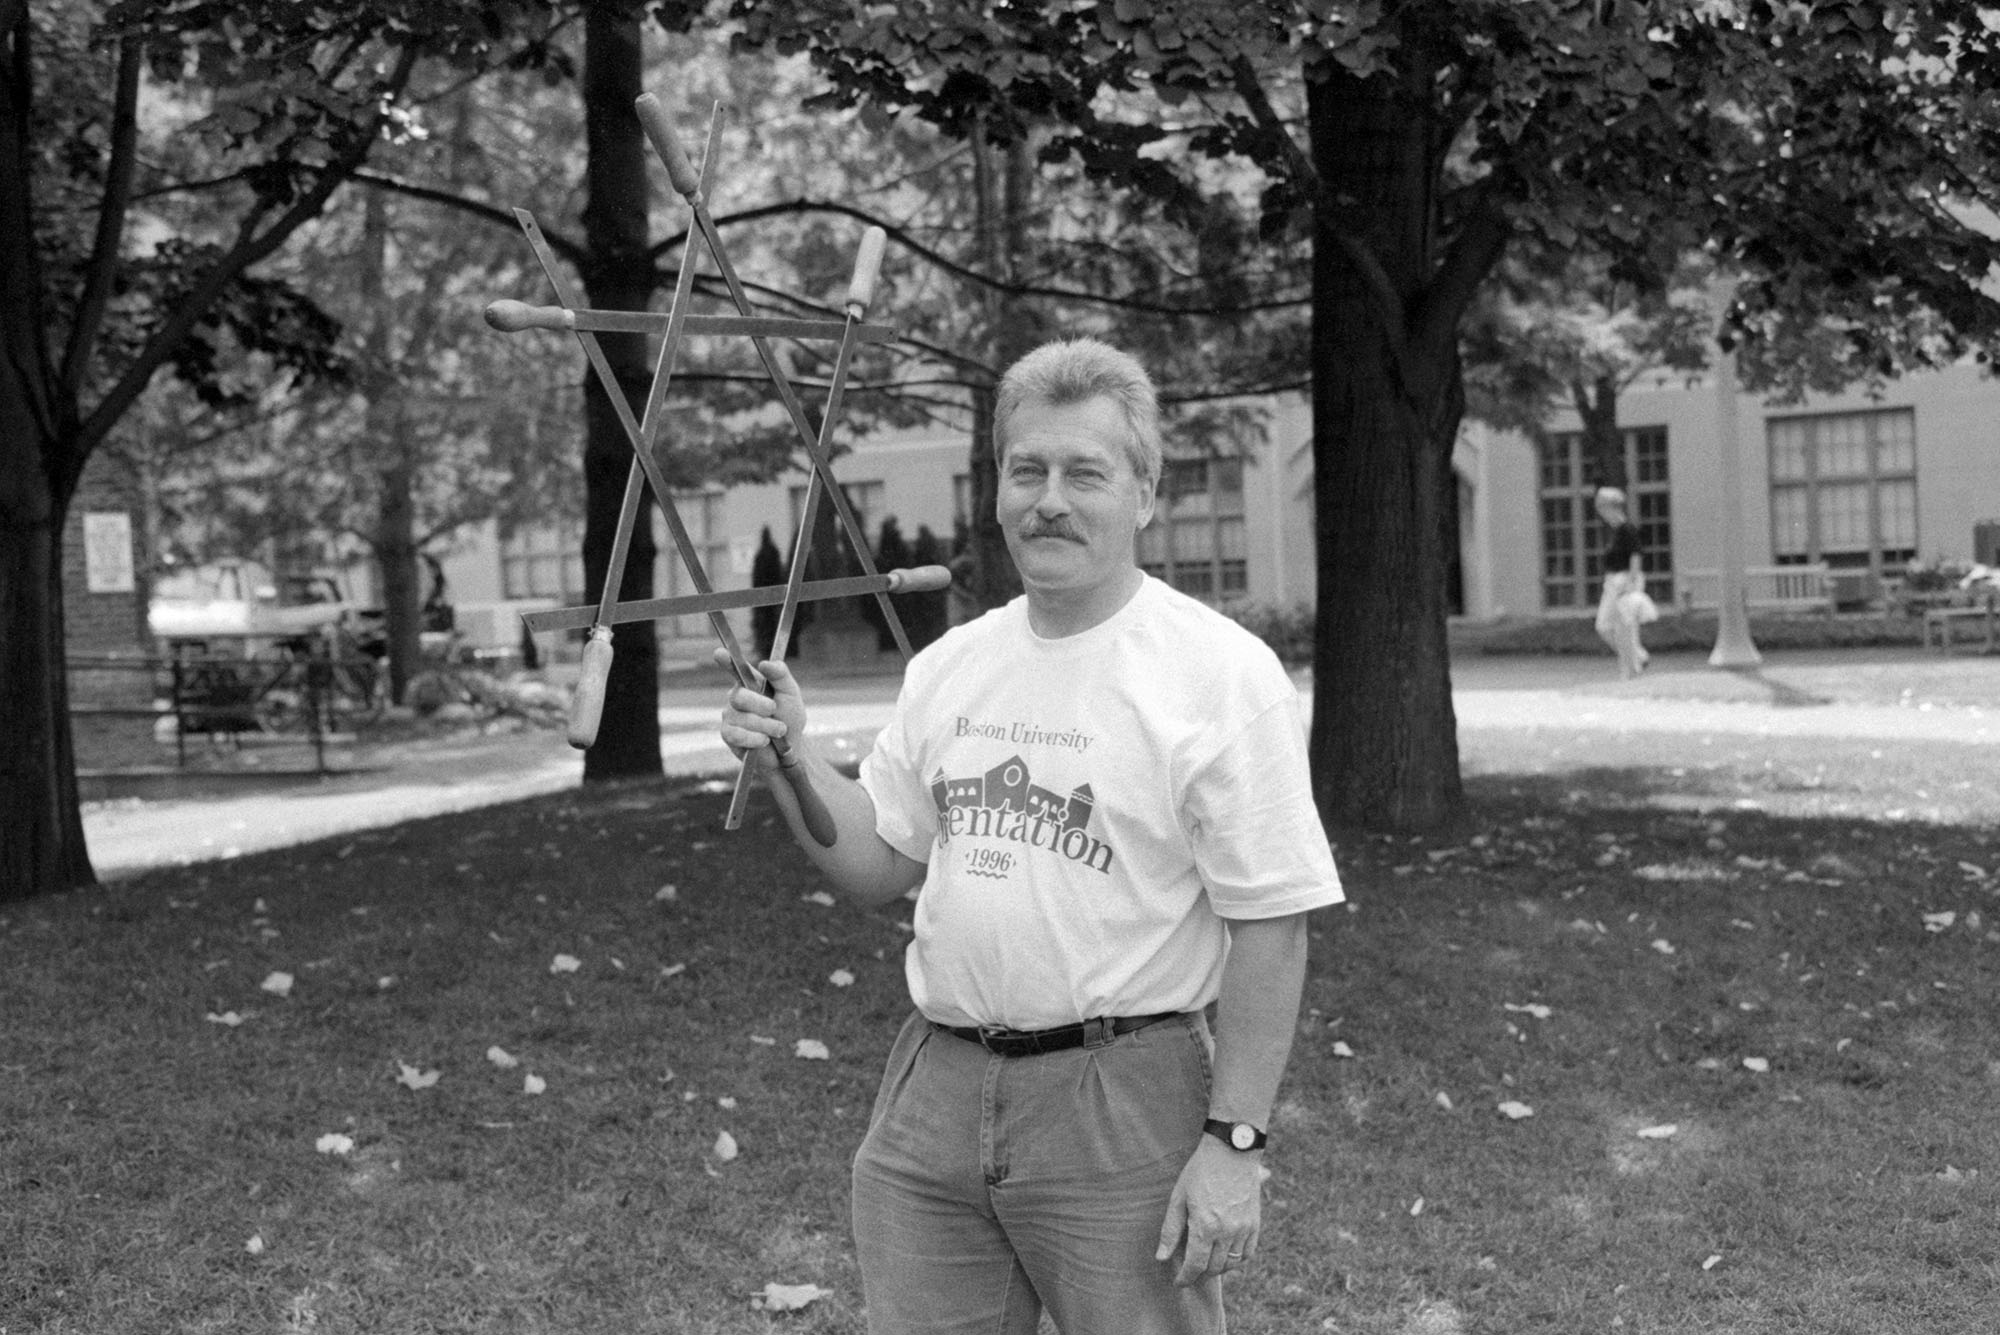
[69,634,384,773]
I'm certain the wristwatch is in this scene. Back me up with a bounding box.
[1202,1118,1268,1152]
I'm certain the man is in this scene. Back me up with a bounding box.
[718,337,1342,1334]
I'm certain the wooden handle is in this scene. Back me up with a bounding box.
[567,626,613,749]
[886,564,952,594]
[846,227,887,315]
[775,750,840,848]
[634,93,701,197]
[485,299,575,333]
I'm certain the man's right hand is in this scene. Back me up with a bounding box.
[716,648,807,771]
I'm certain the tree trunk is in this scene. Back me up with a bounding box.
[1575,371,1625,490]
[0,438,95,899]
[1,3,93,896]
[359,189,423,703]
[963,124,1033,613]
[578,1,662,781]
[1305,64,1467,836]
[376,451,422,700]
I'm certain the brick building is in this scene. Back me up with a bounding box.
[61,449,156,769]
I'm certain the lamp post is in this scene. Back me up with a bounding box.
[1709,340,1763,668]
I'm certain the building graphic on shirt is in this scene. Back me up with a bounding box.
[928,755,1111,874]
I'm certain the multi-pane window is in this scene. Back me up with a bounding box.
[1137,456,1247,601]
[658,489,732,637]
[1537,426,1673,609]
[500,522,585,602]
[1767,409,1917,573]
[789,479,885,562]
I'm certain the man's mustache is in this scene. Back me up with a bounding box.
[1021,521,1081,541]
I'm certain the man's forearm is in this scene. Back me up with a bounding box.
[1207,913,1310,1127]
[755,739,924,908]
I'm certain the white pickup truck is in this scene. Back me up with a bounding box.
[148,558,358,645]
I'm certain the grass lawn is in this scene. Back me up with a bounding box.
[6,723,2000,1334]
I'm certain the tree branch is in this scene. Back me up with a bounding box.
[59,36,139,404]
[1414,178,1511,360]
[76,45,421,456]
[1231,55,1318,198]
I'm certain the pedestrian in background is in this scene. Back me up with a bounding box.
[1593,485,1656,678]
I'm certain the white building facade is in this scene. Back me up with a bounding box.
[436,362,2000,659]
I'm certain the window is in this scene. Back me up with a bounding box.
[788,479,885,564]
[1137,456,1247,601]
[501,522,585,602]
[1537,426,1672,609]
[1767,408,1916,575]
[658,489,733,638]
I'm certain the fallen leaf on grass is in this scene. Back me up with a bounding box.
[487,1046,520,1069]
[549,954,581,974]
[712,1130,739,1162]
[205,1011,245,1027]
[750,1034,777,1046]
[1330,1041,1356,1059]
[1651,939,1676,956]
[803,891,837,908]
[245,1235,265,1255]
[654,883,678,902]
[260,971,294,997]
[795,1039,831,1061]
[1636,1124,1679,1139]
[1938,1165,1979,1182]
[1434,1092,1454,1111]
[396,1062,440,1091]
[1503,1003,1553,1020]
[523,1074,546,1095]
[660,963,686,979]
[751,1281,831,1312]
[1703,1254,1723,1271]
[828,969,856,988]
[1922,912,1957,933]
[1742,1057,1770,1073]
[315,1133,354,1156]
[1496,1101,1535,1120]
[1633,862,1734,883]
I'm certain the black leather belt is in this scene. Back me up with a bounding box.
[932,1011,1182,1058]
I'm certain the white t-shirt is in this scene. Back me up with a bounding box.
[858,576,1344,1030]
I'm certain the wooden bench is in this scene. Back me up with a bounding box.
[1675,564,1834,616]
[1922,591,1999,653]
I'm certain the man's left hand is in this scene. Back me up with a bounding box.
[1154,1135,1262,1286]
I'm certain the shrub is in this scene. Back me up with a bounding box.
[1220,600,1315,665]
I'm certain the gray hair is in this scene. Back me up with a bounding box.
[994,338,1162,487]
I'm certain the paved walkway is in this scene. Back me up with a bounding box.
[82,647,1999,880]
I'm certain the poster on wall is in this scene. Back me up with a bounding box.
[83,511,136,594]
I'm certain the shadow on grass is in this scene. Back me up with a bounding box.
[1714,666,1836,708]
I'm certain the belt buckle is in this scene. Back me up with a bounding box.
[976,1025,1013,1053]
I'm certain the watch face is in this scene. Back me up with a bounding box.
[1230,1123,1257,1151]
